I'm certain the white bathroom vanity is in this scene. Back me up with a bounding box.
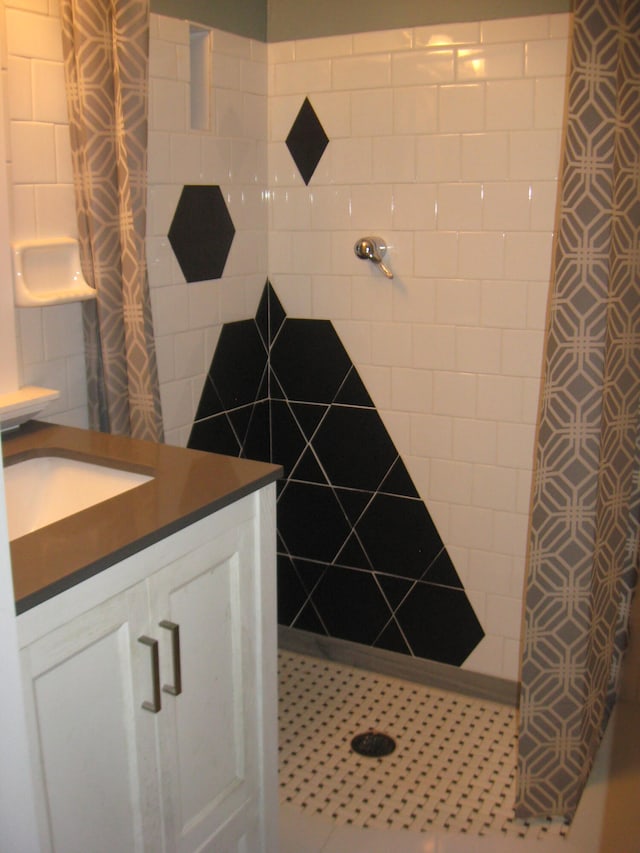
[5,422,281,853]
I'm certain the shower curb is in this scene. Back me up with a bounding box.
[278,625,519,707]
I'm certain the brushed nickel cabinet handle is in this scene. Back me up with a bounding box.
[159,620,182,697]
[138,635,161,713]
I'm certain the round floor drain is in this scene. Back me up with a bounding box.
[350,730,396,758]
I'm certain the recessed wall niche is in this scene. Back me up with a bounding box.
[189,23,211,131]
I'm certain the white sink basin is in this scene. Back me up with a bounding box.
[4,455,153,540]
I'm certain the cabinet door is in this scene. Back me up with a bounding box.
[20,584,164,853]
[149,519,263,853]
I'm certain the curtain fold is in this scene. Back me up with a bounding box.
[61,0,163,441]
[516,0,640,820]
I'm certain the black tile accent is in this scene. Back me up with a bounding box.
[277,554,309,625]
[396,583,484,666]
[311,566,392,646]
[334,367,375,407]
[422,549,464,589]
[285,97,329,185]
[289,402,329,441]
[194,375,225,421]
[256,280,287,349]
[255,282,270,347]
[292,557,327,595]
[356,494,444,580]
[267,280,286,343]
[333,487,372,527]
[240,401,271,463]
[313,405,397,491]
[209,320,267,410]
[278,481,351,564]
[271,319,351,403]
[374,619,412,655]
[335,533,372,571]
[380,457,420,498]
[270,400,308,478]
[168,185,235,282]
[290,448,327,484]
[190,281,485,668]
[376,574,413,610]
[293,600,327,634]
[188,413,240,456]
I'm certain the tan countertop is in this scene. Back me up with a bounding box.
[2,421,281,614]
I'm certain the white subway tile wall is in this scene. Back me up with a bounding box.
[147,14,269,445]
[267,15,569,680]
[6,0,88,428]
[5,2,571,680]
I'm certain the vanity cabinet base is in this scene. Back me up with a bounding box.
[18,487,278,853]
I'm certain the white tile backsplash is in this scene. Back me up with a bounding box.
[438,83,484,132]
[485,78,534,129]
[10,121,56,182]
[525,37,570,77]
[391,48,455,86]
[5,3,572,681]
[5,8,62,60]
[456,43,524,81]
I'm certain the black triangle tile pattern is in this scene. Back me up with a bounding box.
[285,97,329,185]
[189,281,484,666]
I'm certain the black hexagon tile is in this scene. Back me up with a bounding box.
[168,185,235,282]
[286,97,329,185]
[189,281,485,667]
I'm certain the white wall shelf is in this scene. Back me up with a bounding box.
[12,238,96,307]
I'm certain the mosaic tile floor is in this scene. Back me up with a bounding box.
[278,650,569,842]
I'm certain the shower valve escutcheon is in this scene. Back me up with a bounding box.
[354,236,393,279]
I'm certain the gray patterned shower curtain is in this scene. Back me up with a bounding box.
[516,0,640,820]
[61,0,163,441]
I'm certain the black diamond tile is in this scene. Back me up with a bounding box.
[255,282,270,347]
[271,319,351,403]
[396,582,484,666]
[255,280,286,349]
[267,280,286,343]
[285,97,329,185]
[310,566,392,646]
[210,320,267,410]
[277,481,351,563]
[357,494,444,579]
[313,406,397,491]
[168,185,235,282]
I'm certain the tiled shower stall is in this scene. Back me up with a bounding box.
[4,1,571,682]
